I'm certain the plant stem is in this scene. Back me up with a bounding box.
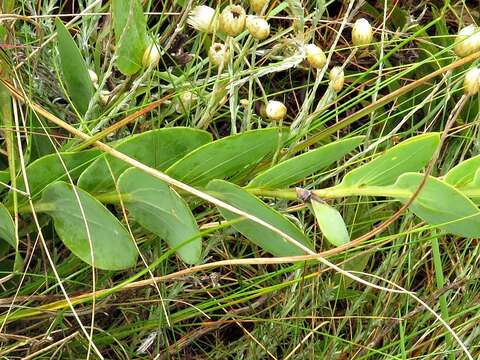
[247,185,409,200]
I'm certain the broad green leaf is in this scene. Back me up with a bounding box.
[40,182,137,270]
[55,18,94,114]
[167,128,286,186]
[338,133,439,187]
[119,168,201,264]
[206,180,312,256]
[393,173,480,238]
[0,204,15,248]
[11,149,99,204]
[248,136,364,188]
[112,0,147,75]
[444,155,480,188]
[310,199,350,247]
[78,128,211,193]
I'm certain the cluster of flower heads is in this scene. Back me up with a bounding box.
[186,1,377,121]
[182,3,480,119]
[188,1,271,69]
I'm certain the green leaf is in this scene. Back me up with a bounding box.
[167,128,286,186]
[40,182,138,270]
[0,204,15,248]
[11,149,100,204]
[206,180,312,256]
[119,168,201,264]
[112,0,147,75]
[444,155,480,188]
[78,128,211,193]
[338,133,439,187]
[248,136,364,188]
[0,170,10,192]
[393,173,480,238]
[55,18,95,114]
[310,199,350,247]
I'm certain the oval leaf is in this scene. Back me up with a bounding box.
[55,18,94,114]
[11,149,99,204]
[338,133,439,187]
[40,182,138,270]
[249,136,364,188]
[393,173,480,238]
[206,180,312,256]
[78,128,211,193]
[112,0,147,75]
[167,128,286,186]
[444,154,480,188]
[119,168,201,264]
[310,199,350,247]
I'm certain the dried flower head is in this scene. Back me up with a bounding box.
[142,42,161,67]
[266,100,287,121]
[246,16,270,40]
[454,25,480,57]
[219,5,246,37]
[188,5,217,33]
[352,18,373,47]
[329,66,344,93]
[305,44,326,69]
[208,42,230,68]
[464,67,480,96]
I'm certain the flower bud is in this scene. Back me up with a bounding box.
[88,69,98,86]
[454,25,480,58]
[175,91,198,113]
[208,42,230,68]
[463,67,480,96]
[266,100,287,121]
[352,18,373,47]
[142,42,161,67]
[329,66,344,93]
[246,16,270,40]
[219,5,246,37]
[250,0,269,14]
[305,44,326,69]
[187,5,217,33]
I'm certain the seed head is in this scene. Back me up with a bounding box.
[266,100,287,121]
[208,42,230,68]
[464,67,480,96]
[187,6,217,33]
[329,66,344,93]
[142,42,161,67]
[219,5,246,37]
[454,25,480,58]
[305,44,326,69]
[246,16,270,40]
[352,18,373,47]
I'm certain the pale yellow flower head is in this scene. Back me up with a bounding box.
[188,5,217,33]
